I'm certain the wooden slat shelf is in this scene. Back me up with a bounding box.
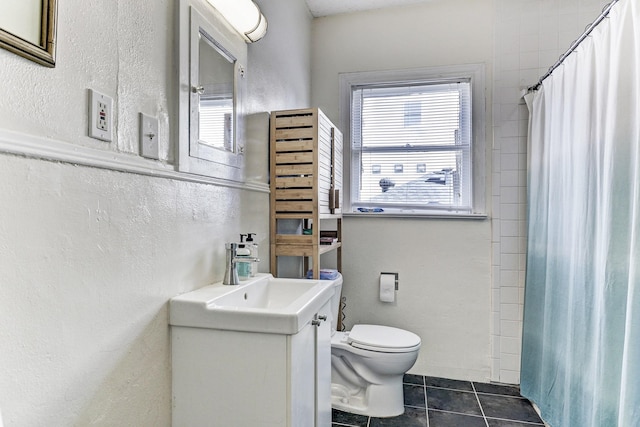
[319,242,342,255]
[270,108,343,280]
[270,242,342,258]
[273,213,315,220]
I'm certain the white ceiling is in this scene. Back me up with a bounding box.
[305,0,436,17]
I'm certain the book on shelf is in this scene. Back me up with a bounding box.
[320,237,338,245]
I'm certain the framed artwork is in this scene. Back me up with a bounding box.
[0,0,58,67]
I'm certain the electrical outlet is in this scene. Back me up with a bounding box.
[139,113,160,159]
[88,89,113,142]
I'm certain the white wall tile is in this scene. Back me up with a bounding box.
[518,187,528,204]
[500,137,520,154]
[500,353,521,371]
[500,120,520,138]
[493,150,503,169]
[493,172,503,194]
[501,286,520,304]
[540,49,562,67]
[520,68,542,87]
[492,218,502,241]
[492,358,501,381]
[501,153,519,170]
[518,103,529,120]
[493,242,502,262]
[501,205,520,221]
[500,70,521,88]
[539,24,560,48]
[501,254,520,270]
[518,136,529,153]
[501,186,519,203]
[520,33,540,52]
[520,51,540,69]
[493,266,502,288]
[500,53,521,71]
[500,370,521,384]
[518,153,528,170]
[500,336,522,354]
[500,320,522,338]
[500,220,519,237]
[501,170,519,186]
[493,313,501,334]
[500,237,519,255]
[500,271,520,289]
[501,303,521,320]
[493,289,501,308]
[518,16,540,35]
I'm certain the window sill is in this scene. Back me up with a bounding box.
[343,211,488,220]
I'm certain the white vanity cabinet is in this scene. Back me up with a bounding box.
[171,301,332,427]
[314,300,332,426]
[289,300,332,426]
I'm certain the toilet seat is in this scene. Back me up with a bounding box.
[347,324,421,353]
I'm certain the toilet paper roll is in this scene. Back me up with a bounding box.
[379,273,396,303]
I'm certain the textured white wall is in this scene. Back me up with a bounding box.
[311,0,494,381]
[0,0,311,425]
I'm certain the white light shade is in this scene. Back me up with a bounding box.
[205,0,268,43]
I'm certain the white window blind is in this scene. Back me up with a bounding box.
[350,79,473,213]
[199,97,233,151]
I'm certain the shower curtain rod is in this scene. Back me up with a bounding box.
[527,0,620,92]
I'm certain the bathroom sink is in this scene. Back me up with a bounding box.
[169,273,338,334]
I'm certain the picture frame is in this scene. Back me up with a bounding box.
[0,0,58,67]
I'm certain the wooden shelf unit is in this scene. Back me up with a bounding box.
[270,108,343,279]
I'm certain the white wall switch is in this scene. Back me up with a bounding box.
[88,89,113,142]
[139,112,160,159]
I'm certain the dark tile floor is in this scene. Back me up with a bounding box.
[332,375,545,427]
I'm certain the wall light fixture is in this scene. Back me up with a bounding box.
[205,0,268,43]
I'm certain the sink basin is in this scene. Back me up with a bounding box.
[169,273,340,334]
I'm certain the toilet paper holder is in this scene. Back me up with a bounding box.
[380,272,399,290]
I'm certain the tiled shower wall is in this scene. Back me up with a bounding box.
[491,0,612,383]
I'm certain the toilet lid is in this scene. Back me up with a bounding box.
[348,324,421,353]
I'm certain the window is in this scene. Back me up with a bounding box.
[404,100,421,127]
[340,65,486,216]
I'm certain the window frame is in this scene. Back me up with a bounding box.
[339,64,487,218]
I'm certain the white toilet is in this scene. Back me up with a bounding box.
[328,276,421,418]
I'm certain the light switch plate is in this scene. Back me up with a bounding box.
[88,89,113,142]
[139,113,160,159]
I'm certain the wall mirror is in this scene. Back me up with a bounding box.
[195,29,237,155]
[177,3,247,182]
[0,0,57,67]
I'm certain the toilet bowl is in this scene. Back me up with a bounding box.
[327,276,421,417]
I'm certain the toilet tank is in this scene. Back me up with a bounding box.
[329,274,343,334]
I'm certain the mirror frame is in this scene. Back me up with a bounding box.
[176,1,248,183]
[189,10,245,169]
[0,0,58,67]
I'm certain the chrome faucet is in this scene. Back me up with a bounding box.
[223,242,260,285]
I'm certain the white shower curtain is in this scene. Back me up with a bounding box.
[521,1,640,426]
